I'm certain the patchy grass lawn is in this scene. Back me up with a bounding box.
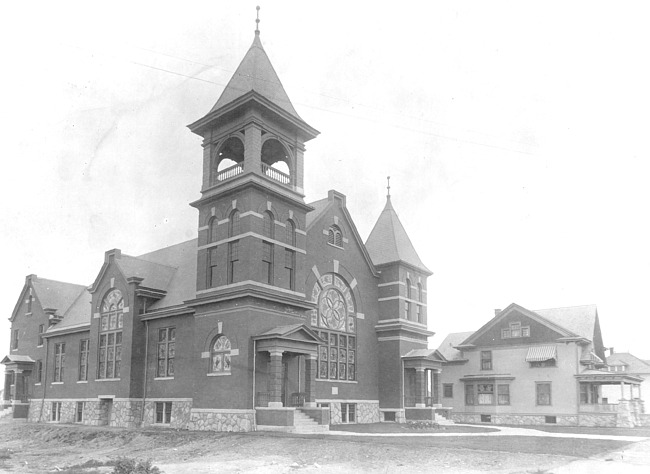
[510,424,650,437]
[0,422,640,473]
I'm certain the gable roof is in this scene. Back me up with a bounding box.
[436,331,474,361]
[254,324,323,343]
[365,196,431,274]
[116,255,177,292]
[305,198,329,229]
[46,287,92,333]
[135,239,198,311]
[32,277,87,315]
[606,353,650,374]
[210,32,301,120]
[534,305,598,341]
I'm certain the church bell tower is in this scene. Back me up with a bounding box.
[187,11,319,311]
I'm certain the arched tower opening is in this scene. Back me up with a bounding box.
[213,137,244,183]
[261,138,291,184]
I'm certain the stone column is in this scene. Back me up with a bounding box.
[304,354,317,408]
[14,370,24,403]
[268,350,284,407]
[415,368,426,408]
[620,381,626,401]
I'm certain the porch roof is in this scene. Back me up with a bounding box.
[575,369,643,384]
[253,324,324,355]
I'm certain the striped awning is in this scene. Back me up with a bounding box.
[525,345,557,362]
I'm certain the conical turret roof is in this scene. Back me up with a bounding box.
[210,32,301,119]
[365,197,431,274]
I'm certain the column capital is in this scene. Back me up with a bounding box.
[269,349,284,357]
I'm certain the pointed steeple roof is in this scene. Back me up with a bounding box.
[210,31,301,119]
[365,196,431,274]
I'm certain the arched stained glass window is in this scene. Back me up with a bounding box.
[210,335,232,373]
[98,289,124,379]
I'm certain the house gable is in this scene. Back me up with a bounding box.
[460,304,572,349]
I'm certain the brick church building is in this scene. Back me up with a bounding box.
[3,20,440,432]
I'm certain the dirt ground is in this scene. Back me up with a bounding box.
[0,422,643,473]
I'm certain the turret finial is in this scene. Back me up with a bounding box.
[255,6,261,35]
[387,176,391,198]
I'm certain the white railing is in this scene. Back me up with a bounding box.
[261,163,291,184]
[216,163,244,181]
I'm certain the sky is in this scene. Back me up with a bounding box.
[1,1,650,371]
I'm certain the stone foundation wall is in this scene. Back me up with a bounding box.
[329,402,380,424]
[112,400,143,428]
[188,409,255,432]
[452,413,578,426]
[638,414,650,427]
[142,400,192,429]
[379,409,405,423]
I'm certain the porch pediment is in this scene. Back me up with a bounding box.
[402,349,444,370]
[253,324,324,355]
[1,354,35,372]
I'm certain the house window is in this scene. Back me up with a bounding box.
[341,403,356,423]
[405,278,412,320]
[36,360,42,383]
[536,382,552,405]
[98,289,124,379]
[262,241,274,285]
[465,384,475,405]
[478,384,494,405]
[54,343,65,382]
[285,249,295,290]
[38,324,44,346]
[530,359,556,368]
[327,225,343,247]
[481,351,492,370]
[51,402,62,421]
[157,327,176,377]
[417,305,423,324]
[228,241,239,284]
[210,335,232,373]
[229,210,240,237]
[155,402,172,424]
[27,294,33,313]
[443,384,453,398]
[11,329,19,350]
[497,384,510,405]
[502,322,530,339]
[208,246,218,288]
[79,339,89,381]
[76,402,84,423]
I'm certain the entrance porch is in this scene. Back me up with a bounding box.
[1,355,35,420]
[252,324,329,432]
[402,349,451,423]
[576,371,644,427]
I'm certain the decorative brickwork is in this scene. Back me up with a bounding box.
[188,409,255,432]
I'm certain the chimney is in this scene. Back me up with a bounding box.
[609,347,615,356]
[494,309,502,316]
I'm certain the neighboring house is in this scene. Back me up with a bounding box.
[602,352,650,406]
[2,24,435,431]
[438,303,646,427]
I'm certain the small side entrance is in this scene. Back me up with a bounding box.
[98,398,113,426]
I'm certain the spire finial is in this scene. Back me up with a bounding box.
[387,176,391,198]
[255,6,260,35]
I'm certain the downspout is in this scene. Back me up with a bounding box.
[252,339,257,410]
[401,358,405,412]
[140,320,149,427]
[38,337,49,422]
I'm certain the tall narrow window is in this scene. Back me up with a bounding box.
[76,402,84,423]
[263,211,274,239]
[465,384,475,405]
[285,249,295,290]
[98,289,124,379]
[54,343,65,382]
[36,360,42,383]
[498,384,510,405]
[51,402,62,421]
[536,382,552,405]
[286,220,296,246]
[11,329,19,350]
[228,241,239,284]
[208,247,219,288]
[481,351,493,370]
[405,278,412,320]
[262,241,274,284]
[209,217,218,243]
[327,225,343,247]
[157,327,176,377]
[38,324,44,346]
[229,210,240,237]
[416,283,423,323]
[210,335,232,373]
[79,339,89,381]
[341,403,356,423]
[27,294,33,313]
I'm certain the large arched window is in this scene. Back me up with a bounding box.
[327,225,343,247]
[210,335,232,373]
[313,274,357,381]
[98,289,124,379]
